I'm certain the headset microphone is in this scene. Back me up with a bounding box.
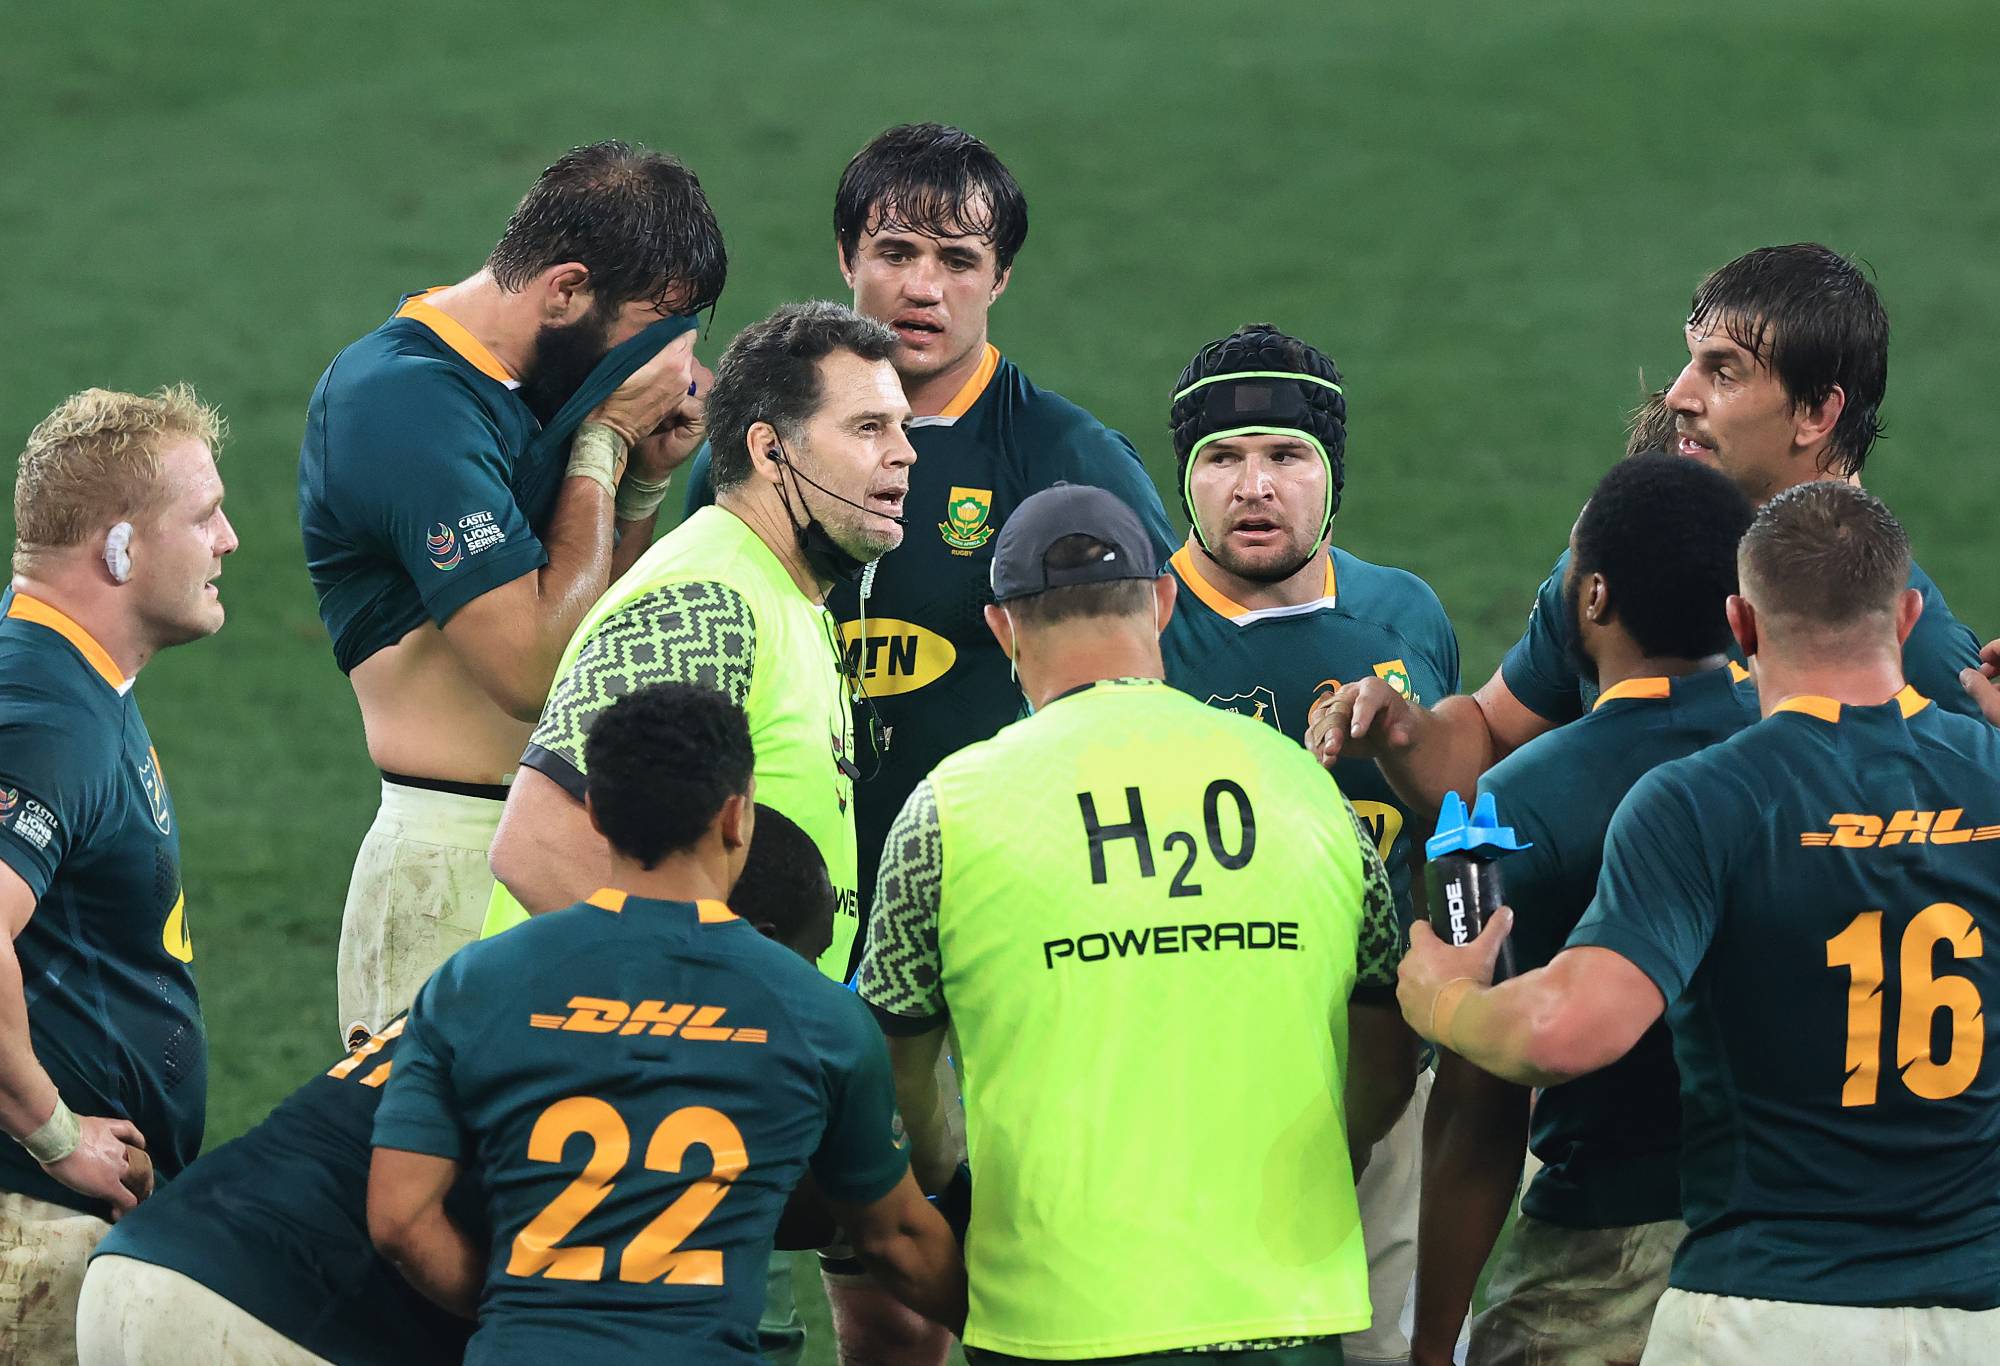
[772,447,908,527]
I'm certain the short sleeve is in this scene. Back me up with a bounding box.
[1565,769,1723,1005]
[1902,584,1982,719]
[681,442,718,518]
[1343,791,1401,1004]
[854,781,946,1033]
[808,990,912,1206]
[1474,762,1568,971]
[0,712,80,899]
[520,581,757,800]
[1499,552,1585,725]
[330,365,548,626]
[371,972,466,1160]
[1056,425,1179,570]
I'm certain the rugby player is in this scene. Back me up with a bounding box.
[483,300,914,1361]
[1311,243,1986,807]
[299,140,723,1045]
[1399,482,2000,1363]
[855,484,1415,1364]
[1158,323,1456,1366]
[0,385,236,1358]
[1410,454,1757,1366]
[73,802,835,1366]
[370,684,966,1362]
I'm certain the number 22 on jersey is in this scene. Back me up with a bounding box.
[1826,903,1985,1107]
[507,1098,748,1285]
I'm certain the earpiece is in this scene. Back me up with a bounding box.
[104,522,134,584]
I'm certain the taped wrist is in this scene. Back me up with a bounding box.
[567,422,628,498]
[615,470,673,522]
[19,1098,80,1165]
[1427,976,1480,1050]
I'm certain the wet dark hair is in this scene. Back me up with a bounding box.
[1739,481,1910,629]
[1625,388,1675,459]
[584,684,752,867]
[705,301,898,493]
[1686,244,1887,477]
[1571,452,1754,660]
[1169,323,1348,520]
[834,123,1028,274]
[728,805,835,954]
[487,140,727,318]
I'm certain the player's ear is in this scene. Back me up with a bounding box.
[1792,381,1846,455]
[1892,587,1924,647]
[1152,573,1177,634]
[537,263,592,323]
[989,263,1012,304]
[1726,594,1758,659]
[718,792,751,854]
[1584,572,1609,626]
[746,424,785,482]
[582,791,608,843]
[835,237,857,291]
[983,603,1015,661]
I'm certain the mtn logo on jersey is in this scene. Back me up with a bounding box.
[528,996,768,1043]
[939,486,996,554]
[426,523,462,570]
[840,619,957,698]
[137,747,171,835]
[1206,686,1281,730]
[1373,659,1417,702]
[1799,808,2000,848]
[162,888,193,964]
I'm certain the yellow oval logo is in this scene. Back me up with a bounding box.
[162,888,194,964]
[838,618,957,697]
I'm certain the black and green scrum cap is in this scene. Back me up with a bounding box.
[1173,370,1344,552]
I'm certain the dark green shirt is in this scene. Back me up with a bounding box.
[0,590,204,1216]
[1502,546,1981,721]
[1160,544,1459,924]
[94,1019,472,1366]
[686,347,1176,969]
[374,890,910,1364]
[1477,666,1756,1228]
[1570,691,2000,1308]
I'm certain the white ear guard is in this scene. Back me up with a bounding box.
[104,522,134,584]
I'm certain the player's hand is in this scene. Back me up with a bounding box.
[42,1116,151,1218]
[626,354,714,484]
[1306,677,1415,768]
[1963,665,2000,727]
[589,330,699,447]
[1397,911,1513,1044]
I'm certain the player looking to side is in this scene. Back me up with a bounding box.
[299,140,723,1045]
[1399,482,2000,1364]
[1410,454,1757,1366]
[0,386,236,1359]
[72,802,834,1366]
[1312,243,1987,810]
[1158,323,1454,1366]
[369,685,966,1362]
[855,484,1415,1364]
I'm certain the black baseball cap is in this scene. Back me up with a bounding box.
[990,482,1157,604]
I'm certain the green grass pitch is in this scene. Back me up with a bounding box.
[3,1,1996,1355]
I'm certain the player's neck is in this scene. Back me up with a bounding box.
[605,851,735,907]
[1590,641,1727,694]
[423,272,535,380]
[10,572,151,680]
[899,332,991,418]
[1018,627,1166,711]
[1189,540,1331,613]
[1750,648,1908,718]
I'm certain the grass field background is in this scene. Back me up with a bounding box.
[4,0,1997,1353]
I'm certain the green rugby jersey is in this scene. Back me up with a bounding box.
[0,590,204,1216]
[491,506,861,977]
[299,289,695,672]
[1569,688,2000,1308]
[856,679,1400,1356]
[1503,544,1982,722]
[95,1018,472,1366]
[1162,543,1459,925]
[376,889,909,1365]
[1476,665,1756,1228]
[685,346,1176,968]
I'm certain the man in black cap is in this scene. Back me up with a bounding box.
[853,483,1416,1364]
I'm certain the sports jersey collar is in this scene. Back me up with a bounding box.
[1046,676,1166,706]
[1772,685,1931,724]
[396,289,521,389]
[587,887,738,923]
[907,343,999,429]
[1169,545,1337,624]
[1593,662,1752,711]
[5,593,130,693]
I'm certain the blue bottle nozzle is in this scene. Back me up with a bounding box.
[1426,789,1533,861]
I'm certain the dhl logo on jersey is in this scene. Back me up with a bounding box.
[1799,808,2000,848]
[529,996,767,1043]
[840,618,956,697]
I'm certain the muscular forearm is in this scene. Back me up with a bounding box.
[1412,1052,1529,1361]
[888,1037,957,1193]
[489,775,610,916]
[378,1207,482,1319]
[1377,695,1499,820]
[840,1179,969,1335]
[527,479,620,665]
[609,510,659,579]
[0,936,61,1139]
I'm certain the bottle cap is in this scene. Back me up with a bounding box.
[1426,790,1534,861]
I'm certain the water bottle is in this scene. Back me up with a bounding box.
[1425,790,1531,980]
